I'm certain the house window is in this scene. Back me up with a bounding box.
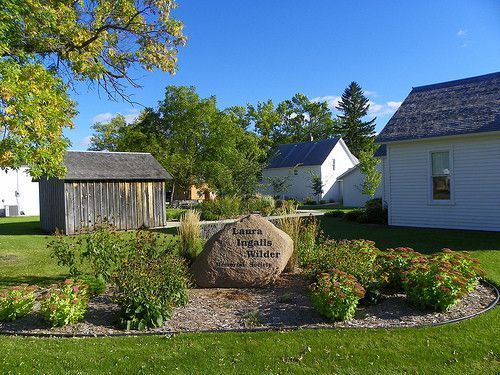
[332,159,336,171]
[431,151,451,200]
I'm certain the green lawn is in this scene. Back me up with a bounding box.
[0,216,498,374]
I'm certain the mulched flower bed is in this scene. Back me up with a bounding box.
[0,275,497,336]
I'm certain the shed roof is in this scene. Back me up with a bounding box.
[376,72,500,143]
[266,138,340,169]
[62,151,171,181]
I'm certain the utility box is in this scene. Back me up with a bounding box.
[5,205,19,217]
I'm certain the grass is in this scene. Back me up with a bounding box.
[0,216,499,374]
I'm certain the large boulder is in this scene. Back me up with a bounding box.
[191,214,293,287]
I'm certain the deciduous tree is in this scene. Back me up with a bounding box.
[1,0,186,178]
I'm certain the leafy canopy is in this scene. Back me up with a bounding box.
[89,86,266,197]
[1,0,186,178]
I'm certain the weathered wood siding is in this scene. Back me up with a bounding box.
[39,179,66,233]
[63,180,166,234]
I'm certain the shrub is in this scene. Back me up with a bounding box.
[40,279,89,327]
[319,200,326,205]
[358,198,387,224]
[178,210,203,262]
[166,208,187,221]
[343,209,364,222]
[309,269,365,321]
[304,239,380,288]
[402,256,471,311]
[0,284,37,321]
[78,274,107,295]
[324,210,344,218]
[48,221,131,281]
[376,247,423,289]
[430,249,484,292]
[245,195,275,216]
[199,196,242,220]
[113,242,190,330]
[303,196,316,205]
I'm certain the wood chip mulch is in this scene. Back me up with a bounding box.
[0,275,497,336]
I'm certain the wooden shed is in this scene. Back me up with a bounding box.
[39,151,171,234]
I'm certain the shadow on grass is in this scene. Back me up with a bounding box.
[319,217,500,253]
[152,227,178,236]
[0,275,66,288]
[0,219,44,236]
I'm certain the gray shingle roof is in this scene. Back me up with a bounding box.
[376,72,500,143]
[62,151,171,180]
[266,138,340,169]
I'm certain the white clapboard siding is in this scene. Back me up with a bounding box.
[387,133,500,231]
[339,162,383,207]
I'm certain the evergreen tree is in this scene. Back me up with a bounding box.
[334,82,376,157]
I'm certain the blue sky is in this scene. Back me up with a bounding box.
[68,0,500,150]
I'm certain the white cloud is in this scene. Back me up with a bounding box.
[368,100,402,116]
[77,136,92,147]
[311,95,342,110]
[456,29,467,37]
[312,95,401,117]
[91,108,140,125]
[364,90,377,97]
[387,101,402,110]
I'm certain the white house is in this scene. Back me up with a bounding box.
[0,167,40,216]
[261,138,358,202]
[376,72,500,232]
[337,146,385,207]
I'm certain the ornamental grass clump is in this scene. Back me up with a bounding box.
[40,279,89,327]
[178,210,203,262]
[376,247,422,289]
[309,269,365,321]
[0,284,38,321]
[113,240,191,330]
[275,201,301,271]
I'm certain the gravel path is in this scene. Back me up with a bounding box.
[0,275,496,336]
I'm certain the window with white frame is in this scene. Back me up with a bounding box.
[431,151,451,200]
[332,159,336,171]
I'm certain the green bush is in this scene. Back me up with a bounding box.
[343,209,364,222]
[40,279,89,327]
[357,198,387,224]
[304,239,380,288]
[324,210,344,218]
[78,274,107,295]
[431,249,484,292]
[113,240,190,330]
[310,269,365,321]
[303,196,316,205]
[0,284,37,321]
[48,221,131,281]
[244,195,275,216]
[166,208,187,221]
[401,250,482,312]
[319,200,326,205]
[199,196,242,220]
[376,247,423,289]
